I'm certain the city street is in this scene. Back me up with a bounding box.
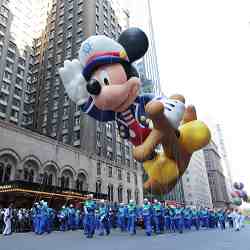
[0,225,249,250]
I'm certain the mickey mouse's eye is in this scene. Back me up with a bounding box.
[104,78,109,86]
[99,70,110,86]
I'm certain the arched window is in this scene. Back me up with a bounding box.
[76,179,80,191]
[96,180,101,195]
[61,176,65,189]
[4,164,11,182]
[76,173,86,192]
[0,163,4,183]
[43,172,48,185]
[29,169,34,182]
[118,186,123,203]
[78,181,83,192]
[65,177,70,189]
[24,169,29,181]
[48,174,53,186]
[127,189,132,204]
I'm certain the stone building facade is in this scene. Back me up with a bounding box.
[0,120,143,205]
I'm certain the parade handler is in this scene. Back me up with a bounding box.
[59,28,211,194]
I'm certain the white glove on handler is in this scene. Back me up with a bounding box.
[58,59,89,106]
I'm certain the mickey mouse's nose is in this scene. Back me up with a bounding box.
[86,79,101,96]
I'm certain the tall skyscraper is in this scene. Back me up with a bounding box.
[129,0,161,95]
[203,141,230,208]
[31,0,142,204]
[182,150,213,208]
[212,124,233,202]
[0,0,35,128]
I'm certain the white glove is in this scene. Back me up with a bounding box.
[164,98,185,129]
[58,59,89,106]
[153,96,185,129]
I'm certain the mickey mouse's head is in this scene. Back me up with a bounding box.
[78,28,149,96]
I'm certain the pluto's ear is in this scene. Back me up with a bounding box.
[118,27,149,63]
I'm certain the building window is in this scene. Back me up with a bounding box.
[106,123,112,134]
[48,174,53,186]
[62,120,68,129]
[12,98,20,107]
[134,173,138,186]
[117,154,122,164]
[96,145,101,156]
[107,151,113,160]
[97,161,101,176]
[17,68,24,76]
[127,172,130,183]
[43,172,48,185]
[52,111,58,118]
[108,166,112,177]
[62,134,68,143]
[127,189,132,204]
[7,50,15,60]
[135,190,139,205]
[6,60,14,71]
[63,107,68,116]
[108,184,114,202]
[118,169,122,180]
[125,146,130,155]
[118,186,123,203]
[134,160,138,169]
[96,131,101,141]
[14,87,22,97]
[74,130,80,141]
[0,103,7,114]
[126,159,130,167]
[11,109,19,119]
[1,81,10,91]
[3,71,12,81]
[96,180,101,195]
[74,116,80,126]
[0,92,9,103]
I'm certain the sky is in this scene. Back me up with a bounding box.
[127,0,250,199]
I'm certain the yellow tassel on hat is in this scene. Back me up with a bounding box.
[120,49,128,59]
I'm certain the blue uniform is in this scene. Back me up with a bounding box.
[84,200,96,238]
[127,203,137,235]
[141,203,152,236]
[164,208,172,232]
[98,205,110,236]
[200,209,209,228]
[191,210,200,230]
[117,206,127,232]
[173,208,184,233]
[58,208,67,231]
[183,208,192,230]
[68,207,76,230]
[152,203,162,234]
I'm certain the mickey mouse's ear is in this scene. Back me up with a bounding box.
[118,27,149,63]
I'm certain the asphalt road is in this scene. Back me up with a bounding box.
[0,225,249,250]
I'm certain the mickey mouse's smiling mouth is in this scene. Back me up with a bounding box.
[93,77,140,112]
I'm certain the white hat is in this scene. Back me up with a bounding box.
[79,36,128,81]
[144,198,148,202]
